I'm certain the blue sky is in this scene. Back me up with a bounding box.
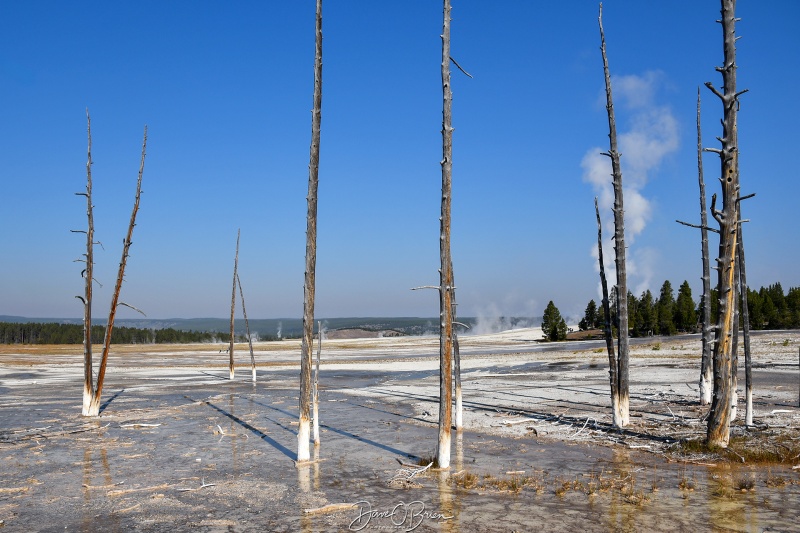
[1,1,798,321]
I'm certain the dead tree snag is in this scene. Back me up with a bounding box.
[298,0,323,463]
[77,111,147,417]
[313,321,322,446]
[677,90,717,405]
[696,90,715,406]
[437,0,455,469]
[235,271,256,383]
[598,3,629,427]
[229,229,240,380]
[595,197,618,420]
[706,0,748,448]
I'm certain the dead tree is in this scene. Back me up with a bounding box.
[77,111,148,416]
[229,229,240,380]
[598,3,629,427]
[436,0,455,469]
[696,90,714,406]
[313,321,322,446]
[410,271,465,432]
[731,242,740,421]
[451,267,462,430]
[677,90,716,405]
[78,111,96,417]
[706,0,748,448]
[298,0,323,463]
[738,216,753,425]
[595,197,618,419]
[236,272,257,383]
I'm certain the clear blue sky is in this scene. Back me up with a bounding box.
[1,2,798,321]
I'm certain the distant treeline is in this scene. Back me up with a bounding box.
[579,281,800,336]
[0,322,274,345]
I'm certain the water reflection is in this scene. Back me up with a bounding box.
[313,444,321,490]
[81,446,118,532]
[437,469,459,532]
[706,468,756,531]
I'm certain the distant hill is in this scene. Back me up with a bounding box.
[0,315,542,338]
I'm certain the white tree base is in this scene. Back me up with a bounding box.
[297,419,311,462]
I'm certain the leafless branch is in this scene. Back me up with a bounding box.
[675,220,720,234]
[449,56,473,78]
[118,302,146,316]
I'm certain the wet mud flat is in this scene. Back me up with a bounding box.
[1,331,799,531]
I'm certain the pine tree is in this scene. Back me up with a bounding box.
[637,290,656,336]
[657,280,676,335]
[675,281,697,332]
[541,301,568,341]
[579,299,598,331]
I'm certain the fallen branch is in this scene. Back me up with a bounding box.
[570,417,593,438]
[113,503,142,514]
[303,503,358,515]
[120,423,161,428]
[502,418,538,426]
[176,478,215,492]
[388,462,433,487]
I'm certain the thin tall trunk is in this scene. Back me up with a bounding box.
[738,223,753,426]
[451,267,462,430]
[298,0,323,463]
[731,248,740,421]
[697,89,714,406]
[236,272,256,383]
[229,229,240,380]
[707,0,744,448]
[596,197,619,419]
[437,0,455,469]
[598,3,629,427]
[80,110,95,416]
[86,126,147,416]
[313,321,322,446]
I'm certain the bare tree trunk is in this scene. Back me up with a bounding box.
[706,0,745,448]
[436,0,455,469]
[731,250,740,421]
[80,110,95,417]
[298,0,323,463]
[696,89,714,406]
[313,321,322,446]
[595,197,619,419]
[451,268,462,430]
[598,4,629,427]
[229,229,240,380]
[738,223,753,426]
[236,272,256,383]
[85,127,147,416]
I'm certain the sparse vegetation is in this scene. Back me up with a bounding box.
[674,435,800,465]
[678,472,697,492]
